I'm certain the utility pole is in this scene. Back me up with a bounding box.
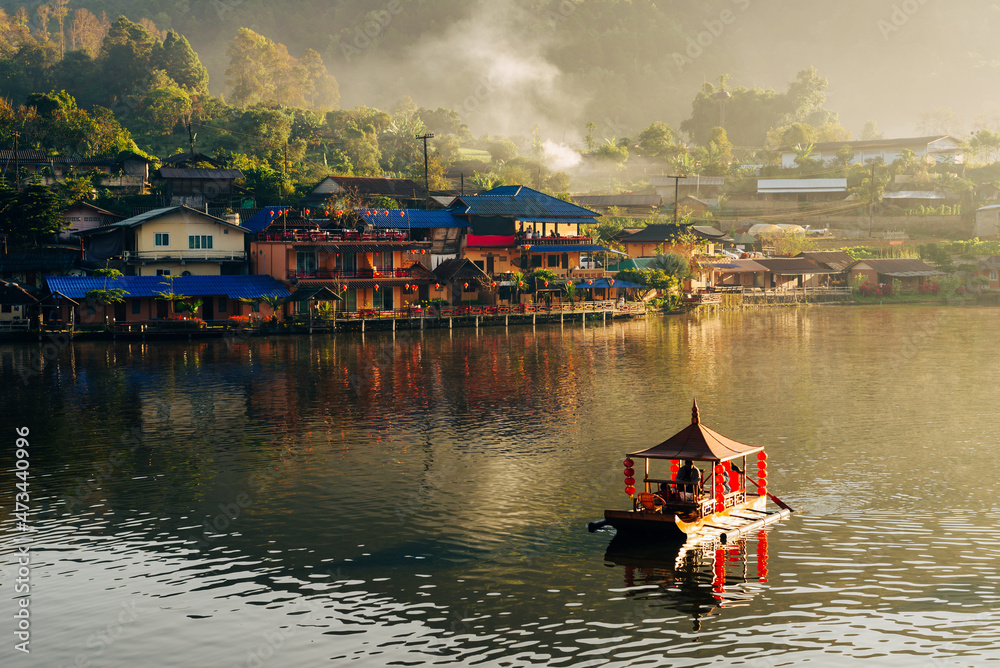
[416,133,434,196]
[186,120,197,156]
[665,175,683,225]
[868,161,876,238]
[13,131,20,192]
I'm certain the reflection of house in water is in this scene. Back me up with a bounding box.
[604,531,770,631]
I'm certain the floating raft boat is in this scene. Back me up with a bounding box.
[595,400,792,545]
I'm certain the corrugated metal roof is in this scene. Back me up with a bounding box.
[707,259,770,272]
[755,258,834,274]
[0,150,48,162]
[358,209,470,228]
[45,276,289,299]
[158,168,244,179]
[797,251,855,271]
[758,179,847,194]
[0,253,79,272]
[524,244,626,255]
[96,206,245,232]
[451,186,599,219]
[650,176,725,187]
[852,259,945,277]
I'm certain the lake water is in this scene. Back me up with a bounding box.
[2,306,1000,667]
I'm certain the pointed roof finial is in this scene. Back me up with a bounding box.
[692,398,700,424]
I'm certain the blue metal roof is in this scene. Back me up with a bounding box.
[46,275,289,300]
[358,209,470,229]
[451,186,599,219]
[523,244,626,255]
[242,206,290,233]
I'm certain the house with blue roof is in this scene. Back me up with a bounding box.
[81,206,250,277]
[45,275,289,323]
[445,185,621,281]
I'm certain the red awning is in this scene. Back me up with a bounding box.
[466,235,515,248]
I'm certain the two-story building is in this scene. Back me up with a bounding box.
[447,185,620,281]
[81,206,249,276]
[251,225,435,314]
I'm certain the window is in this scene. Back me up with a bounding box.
[218,297,227,313]
[188,235,213,249]
[1,304,10,313]
[155,233,169,246]
[473,260,485,270]
[547,255,559,268]
[531,256,542,268]
[156,269,171,276]
[992,271,998,282]
[132,300,141,315]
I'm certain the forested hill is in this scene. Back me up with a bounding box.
[10,0,1000,139]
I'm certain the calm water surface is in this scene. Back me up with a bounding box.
[2,306,1000,667]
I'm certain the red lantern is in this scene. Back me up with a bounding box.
[758,451,768,461]
[341,285,347,291]
[404,284,410,290]
[374,284,380,291]
[336,210,343,216]
[400,211,406,216]
[716,501,725,513]
[758,468,768,479]
[434,283,440,290]
[609,279,615,286]
[625,485,635,495]
[623,458,634,468]
[544,281,548,287]
[463,282,469,289]
[491,282,496,287]
[624,467,635,477]
[624,477,635,486]
[383,210,389,215]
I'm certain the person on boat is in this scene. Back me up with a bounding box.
[674,460,702,500]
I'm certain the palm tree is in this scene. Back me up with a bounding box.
[650,253,691,282]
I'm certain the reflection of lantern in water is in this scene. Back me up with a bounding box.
[712,547,726,599]
[756,530,769,581]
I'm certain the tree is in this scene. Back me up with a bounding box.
[143,83,191,134]
[85,266,128,305]
[67,8,109,58]
[649,253,691,283]
[418,107,469,138]
[100,16,161,96]
[861,120,884,141]
[0,180,66,245]
[161,30,208,95]
[636,121,681,159]
[226,28,338,110]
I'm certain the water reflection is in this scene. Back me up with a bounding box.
[604,530,771,633]
[5,308,1000,666]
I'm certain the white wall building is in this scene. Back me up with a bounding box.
[779,136,964,169]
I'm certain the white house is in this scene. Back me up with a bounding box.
[757,178,848,201]
[779,136,964,169]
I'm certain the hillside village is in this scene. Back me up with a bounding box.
[4,8,1000,333]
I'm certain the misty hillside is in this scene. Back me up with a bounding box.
[10,0,1000,141]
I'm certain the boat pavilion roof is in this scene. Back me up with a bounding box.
[627,401,764,463]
